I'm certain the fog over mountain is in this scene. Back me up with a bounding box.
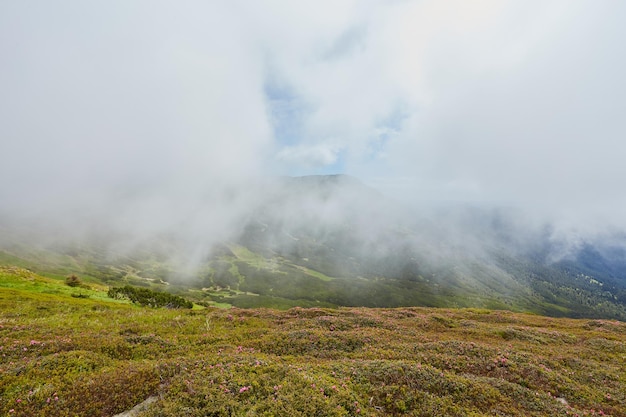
[1,1,626,286]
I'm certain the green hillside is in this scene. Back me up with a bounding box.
[2,233,626,321]
[1,266,625,416]
[2,175,626,321]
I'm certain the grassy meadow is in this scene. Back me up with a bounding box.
[1,265,625,416]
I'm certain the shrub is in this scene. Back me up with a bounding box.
[65,275,82,287]
[108,285,193,309]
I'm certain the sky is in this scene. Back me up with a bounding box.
[1,0,626,240]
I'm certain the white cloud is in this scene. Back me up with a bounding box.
[276,143,342,168]
[254,0,626,229]
[0,1,271,210]
[1,0,626,242]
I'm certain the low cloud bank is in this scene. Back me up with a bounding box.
[1,1,625,272]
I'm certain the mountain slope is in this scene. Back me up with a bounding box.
[1,266,625,416]
[1,175,626,319]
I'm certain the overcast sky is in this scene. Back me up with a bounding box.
[1,1,626,236]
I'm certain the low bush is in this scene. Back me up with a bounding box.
[107,285,193,309]
[65,275,81,287]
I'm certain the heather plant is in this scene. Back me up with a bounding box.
[1,266,625,416]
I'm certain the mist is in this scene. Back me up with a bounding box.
[1,1,626,274]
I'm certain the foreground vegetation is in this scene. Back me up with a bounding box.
[1,265,625,416]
